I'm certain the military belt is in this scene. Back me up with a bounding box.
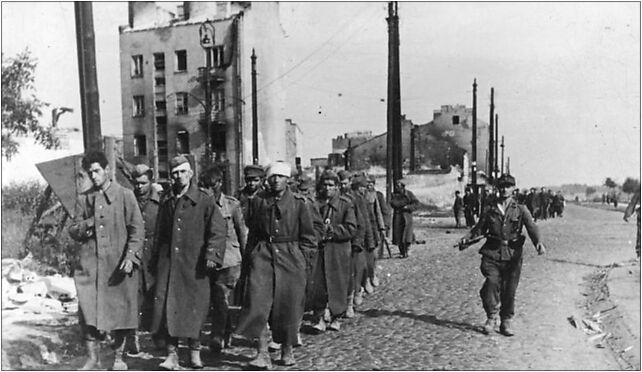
[264,236,298,243]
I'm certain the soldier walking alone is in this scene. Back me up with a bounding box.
[68,150,144,370]
[390,179,419,258]
[457,174,546,336]
[453,190,463,228]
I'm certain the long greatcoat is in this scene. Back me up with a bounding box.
[308,194,356,315]
[235,188,317,345]
[69,181,144,332]
[150,183,227,339]
[137,187,160,331]
[391,188,419,245]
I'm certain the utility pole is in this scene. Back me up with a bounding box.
[74,2,102,151]
[386,1,402,201]
[199,20,215,164]
[251,49,259,165]
[409,125,416,172]
[488,87,495,184]
[500,135,505,176]
[471,78,478,202]
[494,113,499,178]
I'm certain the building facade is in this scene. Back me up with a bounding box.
[413,104,489,173]
[119,1,288,191]
[339,105,489,176]
[331,130,373,154]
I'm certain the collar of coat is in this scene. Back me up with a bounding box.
[163,182,200,205]
[488,196,518,216]
[139,187,161,204]
[316,193,343,210]
[95,181,117,204]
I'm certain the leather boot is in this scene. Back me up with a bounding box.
[125,333,140,355]
[279,344,295,366]
[482,317,497,335]
[500,319,515,336]
[112,339,128,371]
[159,343,180,370]
[189,348,203,369]
[247,336,271,370]
[80,340,101,370]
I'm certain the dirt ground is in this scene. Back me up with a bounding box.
[1,203,639,370]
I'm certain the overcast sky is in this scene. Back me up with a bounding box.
[2,2,640,187]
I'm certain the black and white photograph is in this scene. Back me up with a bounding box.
[1,1,640,370]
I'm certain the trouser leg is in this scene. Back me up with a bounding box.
[499,257,523,321]
[210,266,241,340]
[479,257,501,318]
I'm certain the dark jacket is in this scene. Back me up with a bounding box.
[151,183,227,338]
[309,194,356,315]
[69,181,144,332]
[464,197,540,261]
[391,188,419,245]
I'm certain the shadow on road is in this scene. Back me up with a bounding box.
[546,257,608,268]
[359,308,485,335]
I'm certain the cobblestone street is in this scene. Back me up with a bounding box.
[57,204,638,370]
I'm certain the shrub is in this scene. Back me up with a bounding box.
[2,181,77,275]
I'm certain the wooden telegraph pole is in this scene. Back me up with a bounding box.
[386,1,402,201]
[500,135,505,176]
[251,49,259,165]
[488,87,495,183]
[74,2,102,151]
[494,113,499,178]
[471,78,478,201]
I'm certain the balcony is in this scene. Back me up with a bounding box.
[197,67,226,84]
[199,111,226,126]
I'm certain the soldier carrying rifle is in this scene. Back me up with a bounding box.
[456,174,546,337]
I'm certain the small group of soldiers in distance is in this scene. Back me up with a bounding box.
[454,185,566,229]
[68,150,421,370]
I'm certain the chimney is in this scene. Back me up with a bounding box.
[177,4,185,20]
[182,2,190,20]
[128,2,135,28]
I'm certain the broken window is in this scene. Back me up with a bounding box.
[205,46,225,68]
[131,55,143,78]
[175,50,187,72]
[452,115,460,125]
[155,77,166,86]
[134,135,147,156]
[133,95,145,117]
[213,89,225,112]
[154,53,165,71]
[176,131,190,154]
[175,93,188,115]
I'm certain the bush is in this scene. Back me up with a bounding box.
[2,181,77,275]
[2,181,51,215]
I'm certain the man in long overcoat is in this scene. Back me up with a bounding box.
[151,156,227,369]
[235,161,317,368]
[126,164,162,354]
[390,179,419,258]
[309,170,357,332]
[69,150,144,370]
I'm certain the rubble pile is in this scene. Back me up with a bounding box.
[2,254,78,315]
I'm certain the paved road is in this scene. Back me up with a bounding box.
[61,204,637,370]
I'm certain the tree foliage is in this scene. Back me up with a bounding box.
[603,177,618,189]
[585,186,596,196]
[621,177,640,194]
[2,49,58,160]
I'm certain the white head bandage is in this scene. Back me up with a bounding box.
[266,161,291,178]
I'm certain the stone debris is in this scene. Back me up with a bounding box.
[2,257,77,315]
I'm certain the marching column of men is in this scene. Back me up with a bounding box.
[71,150,549,369]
